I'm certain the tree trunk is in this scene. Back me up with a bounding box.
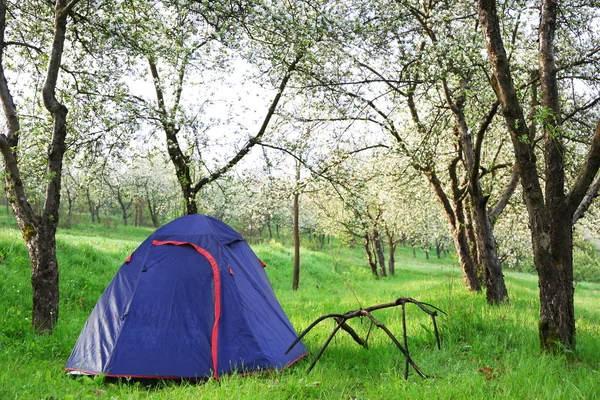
[120,197,129,226]
[451,227,481,292]
[183,187,198,215]
[464,201,479,272]
[146,194,159,228]
[266,214,273,240]
[426,169,481,292]
[533,215,575,350]
[27,221,60,332]
[386,232,396,276]
[86,188,95,223]
[372,230,387,277]
[292,162,300,291]
[364,235,378,277]
[473,193,509,304]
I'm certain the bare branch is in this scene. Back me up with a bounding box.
[191,51,305,193]
[567,121,600,215]
[286,297,445,379]
[4,41,43,53]
[563,96,600,123]
[488,163,520,220]
[572,172,600,224]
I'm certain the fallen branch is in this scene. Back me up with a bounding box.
[286,297,446,379]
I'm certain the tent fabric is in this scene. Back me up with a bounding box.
[65,214,308,379]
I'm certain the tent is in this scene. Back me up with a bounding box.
[66,214,308,379]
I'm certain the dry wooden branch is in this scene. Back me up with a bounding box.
[286,297,446,379]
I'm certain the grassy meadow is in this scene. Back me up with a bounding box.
[0,214,599,399]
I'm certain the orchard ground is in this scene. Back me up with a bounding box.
[0,215,599,399]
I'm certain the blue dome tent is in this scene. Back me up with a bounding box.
[66,214,307,379]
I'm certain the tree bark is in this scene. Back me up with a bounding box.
[463,201,479,273]
[27,222,60,331]
[117,191,131,226]
[85,187,96,223]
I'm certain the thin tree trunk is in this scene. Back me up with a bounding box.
[473,193,509,304]
[464,201,479,272]
[65,186,74,227]
[292,161,300,291]
[386,231,396,276]
[266,213,273,240]
[451,225,481,291]
[373,230,387,277]
[534,215,575,350]
[146,194,159,228]
[426,169,481,292]
[364,235,378,277]
[86,188,95,223]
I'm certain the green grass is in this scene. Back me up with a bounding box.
[1,219,599,399]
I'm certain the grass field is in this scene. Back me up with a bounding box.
[0,217,599,399]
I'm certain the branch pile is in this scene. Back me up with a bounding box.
[286,297,446,379]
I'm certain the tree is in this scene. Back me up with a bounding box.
[288,0,519,297]
[103,167,133,226]
[103,0,312,215]
[0,0,81,333]
[477,0,600,350]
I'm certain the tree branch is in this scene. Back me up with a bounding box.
[567,121,600,215]
[488,163,520,220]
[572,172,600,224]
[4,41,43,53]
[191,51,304,193]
